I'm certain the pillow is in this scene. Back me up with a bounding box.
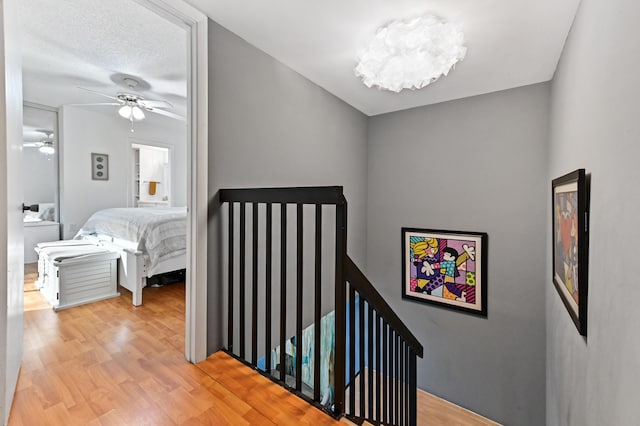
[38,204,55,221]
[23,211,41,222]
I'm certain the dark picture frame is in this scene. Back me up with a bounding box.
[402,228,488,316]
[552,169,589,336]
[91,153,109,181]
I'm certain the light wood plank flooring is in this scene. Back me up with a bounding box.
[345,367,500,426]
[11,264,498,425]
[417,391,500,426]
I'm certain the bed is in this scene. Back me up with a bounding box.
[74,207,187,306]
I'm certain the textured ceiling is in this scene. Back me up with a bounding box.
[186,0,581,116]
[18,0,581,118]
[18,0,188,117]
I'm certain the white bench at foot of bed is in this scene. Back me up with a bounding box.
[35,242,121,311]
[76,236,186,307]
[75,237,148,306]
[53,253,121,311]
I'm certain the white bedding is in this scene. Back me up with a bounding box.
[74,207,186,273]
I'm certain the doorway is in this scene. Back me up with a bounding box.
[131,142,172,208]
[1,0,209,421]
[16,0,208,362]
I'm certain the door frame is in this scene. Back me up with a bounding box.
[134,0,209,363]
[0,0,24,422]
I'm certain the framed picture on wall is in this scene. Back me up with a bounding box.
[402,228,488,316]
[91,153,109,181]
[552,169,589,336]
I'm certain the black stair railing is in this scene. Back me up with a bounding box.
[342,255,423,426]
[219,186,423,425]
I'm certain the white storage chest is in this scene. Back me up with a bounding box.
[35,241,120,311]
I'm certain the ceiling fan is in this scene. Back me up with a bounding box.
[23,130,55,154]
[75,81,185,132]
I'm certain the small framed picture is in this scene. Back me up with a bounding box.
[552,169,589,336]
[91,153,109,181]
[402,228,488,316]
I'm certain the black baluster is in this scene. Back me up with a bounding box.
[279,203,287,382]
[400,338,404,425]
[228,202,234,352]
[383,320,388,424]
[239,203,246,359]
[295,204,303,391]
[368,302,373,420]
[409,349,417,426]
[265,203,272,374]
[334,202,347,416]
[314,204,322,401]
[359,293,365,418]
[405,341,409,426]
[252,202,258,365]
[349,283,356,414]
[389,328,394,425]
[395,334,399,426]
[375,312,381,423]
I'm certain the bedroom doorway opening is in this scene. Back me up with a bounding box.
[1,0,208,416]
[16,0,208,363]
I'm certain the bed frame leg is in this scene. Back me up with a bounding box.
[133,276,145,306]
[120,249,146,306]
[132,253,146,306]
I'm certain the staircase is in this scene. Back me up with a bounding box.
[219,186,423,426]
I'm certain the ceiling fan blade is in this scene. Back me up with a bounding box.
[147,108,185,122]
[68,103,120,106]
[76,86,118,100]
[139,99,173,109]
[23,142,43,147]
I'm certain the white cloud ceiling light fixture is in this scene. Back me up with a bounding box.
[354,15,467,93]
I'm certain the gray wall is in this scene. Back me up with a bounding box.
[207,20,368,353]
[366,84,550,425]
[546,0,640,424]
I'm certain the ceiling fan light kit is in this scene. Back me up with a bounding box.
[39,141,55,155]
[23,129,55,154]
[354,14,466,93]
[118,104,145,121]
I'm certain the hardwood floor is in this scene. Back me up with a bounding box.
[197,352,339,425]
[11,264,499,425]
[13,265,198,424]
[12,265,338,425]
[417,391,500,426]
[344,367,500,426]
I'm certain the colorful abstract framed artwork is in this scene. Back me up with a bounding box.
[402,228,488,316]
[552,169,589,336]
